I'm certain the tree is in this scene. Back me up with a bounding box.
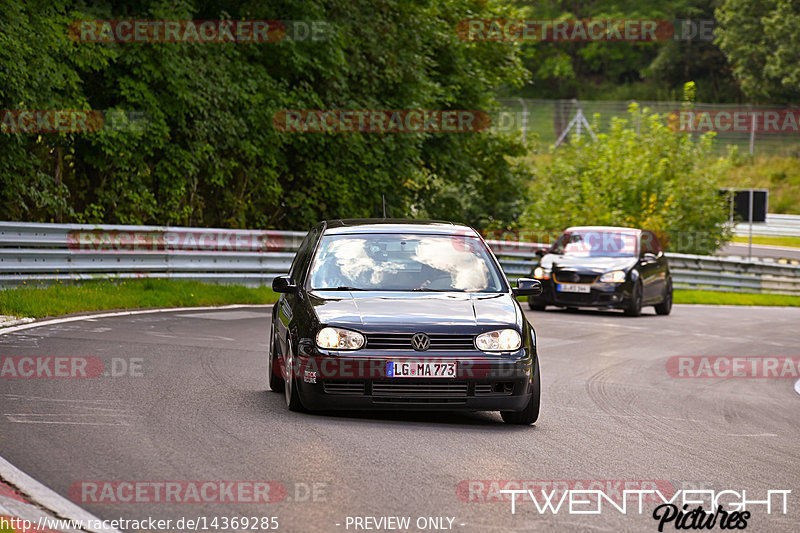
[0,0,529,230]
[520,103,731,254]
[716,0,800,102]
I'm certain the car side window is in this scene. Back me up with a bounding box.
[289,226,320,282]
[640,231,663,255]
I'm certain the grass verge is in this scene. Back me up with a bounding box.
[674,289,800,306]
[731,235,800,248]
[3,282,798,320]
[0,279,279,319]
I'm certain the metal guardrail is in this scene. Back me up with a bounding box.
[1,222,799,295]
[734,213,800,237]
[665,253,800,295]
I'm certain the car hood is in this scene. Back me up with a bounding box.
[542,254,637,273]
[308,291,520,330]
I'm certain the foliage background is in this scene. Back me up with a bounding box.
[0,0,529,230]
[520,103,732,255]
[2,0,797,253]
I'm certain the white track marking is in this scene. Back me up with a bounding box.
[0,304,272,336]
[0,456,122,533]
[0,304,272,532]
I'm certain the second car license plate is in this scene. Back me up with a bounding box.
[387,361,456,378]
[557,283,591,293]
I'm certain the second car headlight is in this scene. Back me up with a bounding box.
[475,329,522,352]
[533,266,551,279]
[599,270,626,283]
[316,327,365,350]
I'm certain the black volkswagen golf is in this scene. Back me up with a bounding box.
[527,226,673,316]
[268,219,543,424]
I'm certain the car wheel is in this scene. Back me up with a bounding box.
[624,280,643,317]
[501,361,540,425]
[527,298,546,311]
[267,327,284,392]
[284,340,305,412]
[655,280,673,316]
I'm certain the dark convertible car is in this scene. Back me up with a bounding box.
[268,219,543,424]
[527,226,673,316]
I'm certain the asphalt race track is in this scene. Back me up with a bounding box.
[1,304,798,532]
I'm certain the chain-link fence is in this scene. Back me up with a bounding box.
[496,98,800,156]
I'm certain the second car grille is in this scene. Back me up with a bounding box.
[366,333,475,351]
[553,292,594,304]
[553,271,598,284]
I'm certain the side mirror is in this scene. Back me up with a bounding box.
[512,278,543,297]
[640,252,657,265]
[534,248,547,257]
[272,275,297,294]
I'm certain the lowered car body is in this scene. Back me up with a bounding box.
[527,226,673,316]
[268,219,543,424]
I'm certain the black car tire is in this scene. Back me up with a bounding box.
[527,298,546,311]
[268,328,284,392]
[624,280,643,317]
[655,280,673,316]
[284,341,306,412]
[501,361,541,425]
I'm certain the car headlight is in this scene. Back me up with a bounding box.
[599,270,626,283]
[475,329,522,352]
[316,327,365,350]
[533,266,551,279]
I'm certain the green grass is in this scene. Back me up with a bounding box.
[721,154,800,215]
[731,235,800,248]
[674,289,800,306]
[0,279,279,318]
[3,281,798,320]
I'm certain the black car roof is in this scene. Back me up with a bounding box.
[321,218,479,236]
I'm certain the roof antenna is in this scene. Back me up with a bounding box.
[382,194,387,219]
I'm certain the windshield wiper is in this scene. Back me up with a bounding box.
[315,286,367,291]
[412,287,452,292]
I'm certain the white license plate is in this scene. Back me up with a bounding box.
[387,361,457,378]
[557,283,591,293]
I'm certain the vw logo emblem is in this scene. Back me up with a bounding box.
[411,333,430,351]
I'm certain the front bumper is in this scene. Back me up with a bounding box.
[293,352,535,411]
[530,279,630,309]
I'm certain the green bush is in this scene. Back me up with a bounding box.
[520,103,732,254]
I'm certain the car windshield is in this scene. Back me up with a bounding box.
[550,230,638,257]
[309,233,506,292]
